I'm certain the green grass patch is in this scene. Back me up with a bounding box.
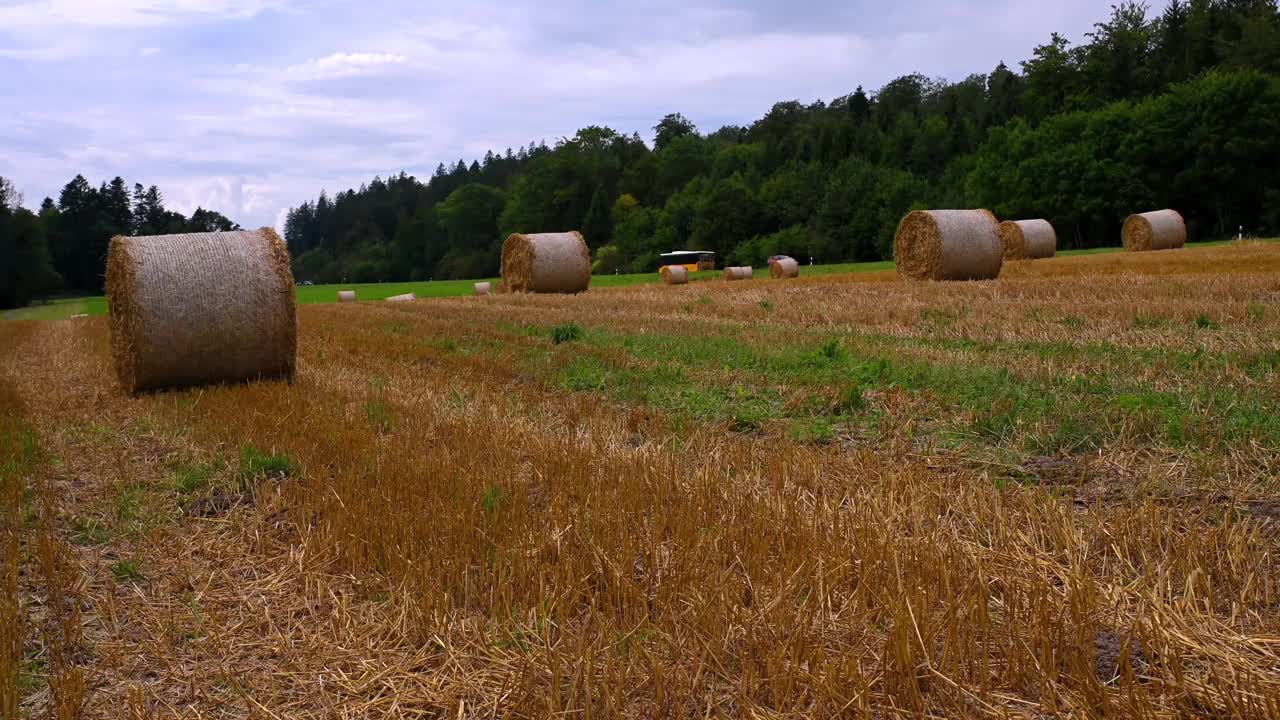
[550,322,584,345]
[238,446,297,482]
[110,559,144,582]
[172,462,214,495]
[69,517,110,546]
[365,400,395,434]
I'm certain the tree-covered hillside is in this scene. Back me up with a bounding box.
[281,0,1280,283]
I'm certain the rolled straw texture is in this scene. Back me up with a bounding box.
[894,209,1003,281]
[998,220,1057,260]
[1123,210,1186,252]
[501,232,591,294]
[385,293,416,302]
[660,266,689,285]
[770,257,800,279]
[723,267,753,281]
[474,282,492,296]
[105,228,296,394]
[337,290,356,303]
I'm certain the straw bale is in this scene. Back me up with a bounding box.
[770,257,800,279]
[894,209,1003,281]
[474,282,492,296]
[501,232,591,294]
[337,290,356,303]
[105,228,296,394]
[660,266,689,285]
[1123,210,1186,252]
[998,220,1057,260]
[385,293,416,302]
[723,267,753,281]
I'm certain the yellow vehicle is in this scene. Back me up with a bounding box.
[658,251,716,273]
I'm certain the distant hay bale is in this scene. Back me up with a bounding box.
[769,257,800,279]
[723,267,753,281]
[894,209,1003,281]
[998,220,1057,260]
[105,228,296,394]
[385,293,416,302]
[661,266,689,285]
[474,282,492,296]
[501,231,590,294]
[1123,210,1186,252]
[337,290,356,303]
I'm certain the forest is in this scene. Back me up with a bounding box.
[281,0,1280,282]
[0,177,237,308]
[3,0,1279,303]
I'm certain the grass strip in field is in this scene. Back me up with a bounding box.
[16,240,1268,321]
[422,319,1280,454]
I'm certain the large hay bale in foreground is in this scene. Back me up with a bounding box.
[501,232,590,294]
[894,209,1003,281]
[723,267,753,281]
[770,257,800,279]
[106,228,296,393]
[474,282,492,296]
[998,220,1057,260]
[337,290,356,303]
[1123,210,1186,252]
[661,266,689,285]
[385,293,416,302]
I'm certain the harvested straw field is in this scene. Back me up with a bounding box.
[3,240,1280,718]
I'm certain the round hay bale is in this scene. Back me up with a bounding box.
[998,220,1057,260]
[105,228,296,394]
[337,290,356,303]
[385,293,416,302]
[723,267,753,281]
[769,257,800,279]
[474,282,492,296]
[501,232,590,294]
[660,266,689,285]
[894,209,1003,281]
[1123,210,1186,252]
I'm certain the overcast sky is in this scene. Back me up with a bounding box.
[0,0,1118,230]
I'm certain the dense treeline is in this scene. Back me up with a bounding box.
[283,0,1280,282]
[4,1,1279,307]
[0,174,239,308]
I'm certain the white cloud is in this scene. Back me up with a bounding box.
[0,0,290,29]
[1,0,1122,228]
[286,51,409,80]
